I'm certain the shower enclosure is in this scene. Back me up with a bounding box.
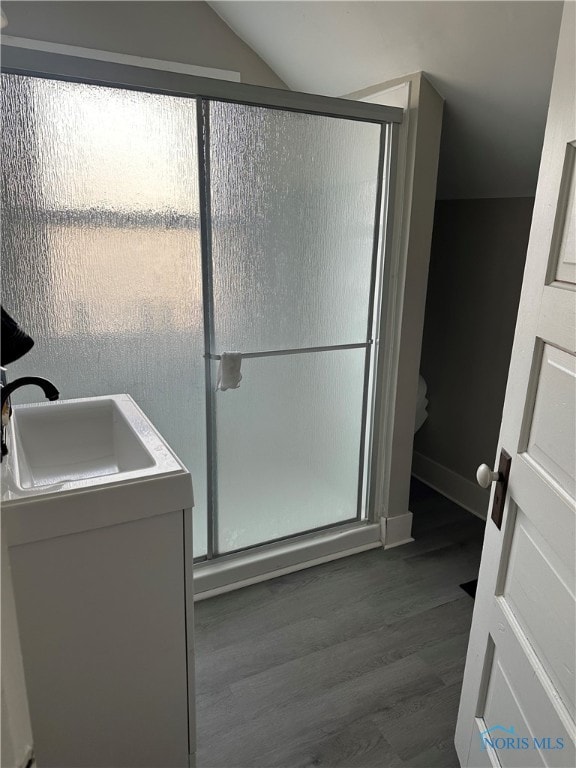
[1,59,401,583]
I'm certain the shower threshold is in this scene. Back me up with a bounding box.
[193,521,381,600]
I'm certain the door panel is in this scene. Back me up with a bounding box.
[474,598,573,768]
[214,348,367,553]
[525,343,575,495]
[551,141,575,285]
[483,660,544,768]
[207,100,382,352]
[456,4,576,766]
[507,456,575,592]
[502,505,575,717]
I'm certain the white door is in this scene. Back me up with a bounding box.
[455,4,576,767]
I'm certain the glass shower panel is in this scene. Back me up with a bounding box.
[215,349,366,553]
[1,74,207,556]
[208,101,383,552]
[208,102,381,352]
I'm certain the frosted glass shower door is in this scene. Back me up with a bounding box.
[1,74,208,556]
[205,101,386,554]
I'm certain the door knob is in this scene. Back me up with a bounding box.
[476,464,500,488]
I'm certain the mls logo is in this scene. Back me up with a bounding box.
[480,725,565,752]
[480,725,516,750]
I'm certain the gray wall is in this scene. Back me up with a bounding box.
[413,197,534,513]
[1,1,286,89]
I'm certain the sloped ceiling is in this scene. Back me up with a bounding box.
[210,1,564,199]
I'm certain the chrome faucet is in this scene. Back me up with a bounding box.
[1,372,60,460]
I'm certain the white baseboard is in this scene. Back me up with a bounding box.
[381,512,414,549]
[17,746,34,768]
[411,451,489,520]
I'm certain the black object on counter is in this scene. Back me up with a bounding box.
[1,306,34,365]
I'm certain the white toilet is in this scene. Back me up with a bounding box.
[414,375,428,433]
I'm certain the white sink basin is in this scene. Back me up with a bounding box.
[13,398,155,488]
[2,394,186,499]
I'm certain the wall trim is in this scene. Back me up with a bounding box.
[0,34,241,82]
[412,451,489,519]
[351,74,444,527]
[381,512,414,548]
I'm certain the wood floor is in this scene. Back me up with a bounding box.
[194,479,486,768]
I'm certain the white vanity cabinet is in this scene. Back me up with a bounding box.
[2,396,196,768]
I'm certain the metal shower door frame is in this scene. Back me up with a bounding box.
[197,99,399,560]
[1,44,403,566]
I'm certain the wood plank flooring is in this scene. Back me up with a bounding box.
[194,479,486,768]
